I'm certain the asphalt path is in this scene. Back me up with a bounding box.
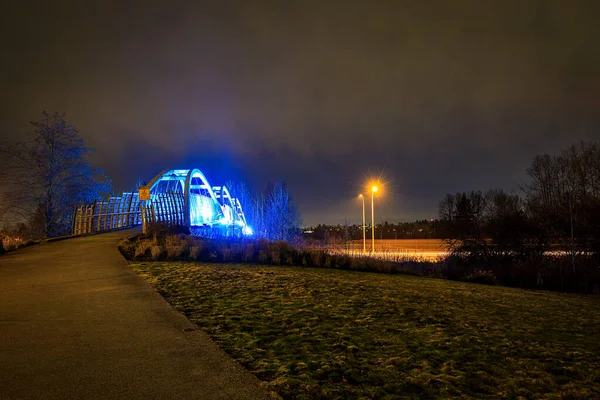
[0,229,271,400]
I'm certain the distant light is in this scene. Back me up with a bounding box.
[372,186,378,192]
[243,225,253,236]
[358,194,363,198]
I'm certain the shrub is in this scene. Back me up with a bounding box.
[349,257,366,270]
[189,246,200,260]
[185,235,197,248]
[256,239,270,257]
[146,222,189,237]
[242,243,255,263]
[335,254,352,270]
[134,239,153,259]
[461,269,498,285]
[118,238,135,259]
[0,233,6,254]
[150,245,164,260]
[302,251,317,267]
[223,248,233,262]
[285,250,300,266]
[164,235,177,247]
[271,250,281,265]
[3,238,17,251]
[229,244,244,263]
[182,239,208,261]
[258,250,269,264]
[210,247,223,262]
[166,245,186,260]
[317,251,328,268]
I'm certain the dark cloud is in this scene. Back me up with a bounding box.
[1,0,599,225]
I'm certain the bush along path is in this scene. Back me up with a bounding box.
[120,233,600,294]
[119,234,427,276]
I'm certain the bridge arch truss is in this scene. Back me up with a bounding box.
[147,168,251,235]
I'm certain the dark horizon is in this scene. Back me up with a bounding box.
[2,0,599,226]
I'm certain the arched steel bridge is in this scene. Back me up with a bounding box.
[73,168,251,236]
[147,168,250,233]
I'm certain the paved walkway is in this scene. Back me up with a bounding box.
[0,230,271,399]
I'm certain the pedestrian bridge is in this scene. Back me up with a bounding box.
[73,168,251,236]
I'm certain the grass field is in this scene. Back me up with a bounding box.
[130,262,600,399]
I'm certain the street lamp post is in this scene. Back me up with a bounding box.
[359,194,366,253]
[371,185,378,253]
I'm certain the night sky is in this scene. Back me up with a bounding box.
[1,1,599,225]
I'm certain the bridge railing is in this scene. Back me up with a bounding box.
[72,192,185,235]
[140,192,186,229]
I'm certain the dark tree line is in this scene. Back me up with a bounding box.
[437,141,600,293]
[526,142,600,254]
[438,189,529,253]
[305,219,448,243]
[438,141,600,255]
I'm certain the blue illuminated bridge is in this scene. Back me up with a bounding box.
[148,168,251,234]
[72,168,252,236]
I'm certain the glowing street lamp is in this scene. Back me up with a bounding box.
[359,194,366,252]
[371,185,378,253]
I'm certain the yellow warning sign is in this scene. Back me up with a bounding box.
[138,186,151,201]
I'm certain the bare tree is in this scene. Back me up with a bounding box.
[0,112,111,238]
[524,141,600,253]
[438,193,456,221]
[248,193,267,239]
[265,179,301,242]
[483,189,527,252]
[225,180,253,225]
